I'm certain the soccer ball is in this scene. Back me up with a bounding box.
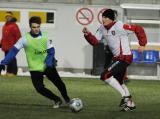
[69,98,83,112]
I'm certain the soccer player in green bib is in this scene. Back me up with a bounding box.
[0,16,70,108]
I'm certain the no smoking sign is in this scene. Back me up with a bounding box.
[97,8,108,24]
[76,8,94,25]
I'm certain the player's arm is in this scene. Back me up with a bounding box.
[45,39,55,68]
[82,27,99,46]
[1,47,19,65]
[123,24,147,53]
[0,46,19,73]
[0,37,24,72]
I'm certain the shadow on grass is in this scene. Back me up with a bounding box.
[0,102,71,110]
[0,102,51,108]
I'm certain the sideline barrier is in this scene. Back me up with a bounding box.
[142,50,159,63]
[132,50,141,62]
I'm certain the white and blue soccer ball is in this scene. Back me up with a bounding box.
[69,98,83,112]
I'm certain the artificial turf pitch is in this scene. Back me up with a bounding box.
[0,76,160,119]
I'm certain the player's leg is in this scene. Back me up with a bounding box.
[45,67,70,103]
[5,51,17,76]
[7,57,18,76]
[30,71,62,108]
[115,77,132,108]
[101,60,126,98]
[120,84,136,111]
[113,62,136,111]
[113,62,130,106]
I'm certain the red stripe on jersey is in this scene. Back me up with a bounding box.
[118,39,132,64]
[123,24,147,46]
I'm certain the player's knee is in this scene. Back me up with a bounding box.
[35,85,45,93]
[118,79,123,85]
[114,76,123,85]
[100,71,112,81]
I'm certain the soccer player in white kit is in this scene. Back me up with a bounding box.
[82,9,147,111]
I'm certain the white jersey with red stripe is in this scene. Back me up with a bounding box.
[95,21,133,57]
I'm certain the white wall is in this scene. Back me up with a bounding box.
[0,2,121,71]
[0,2,159,72]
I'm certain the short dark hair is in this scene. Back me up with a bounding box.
[102,9,117,21]
[29,16,41,27]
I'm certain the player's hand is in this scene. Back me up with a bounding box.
[138,46,145,53]
[82,27,90,36]
[0,64,5,74]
